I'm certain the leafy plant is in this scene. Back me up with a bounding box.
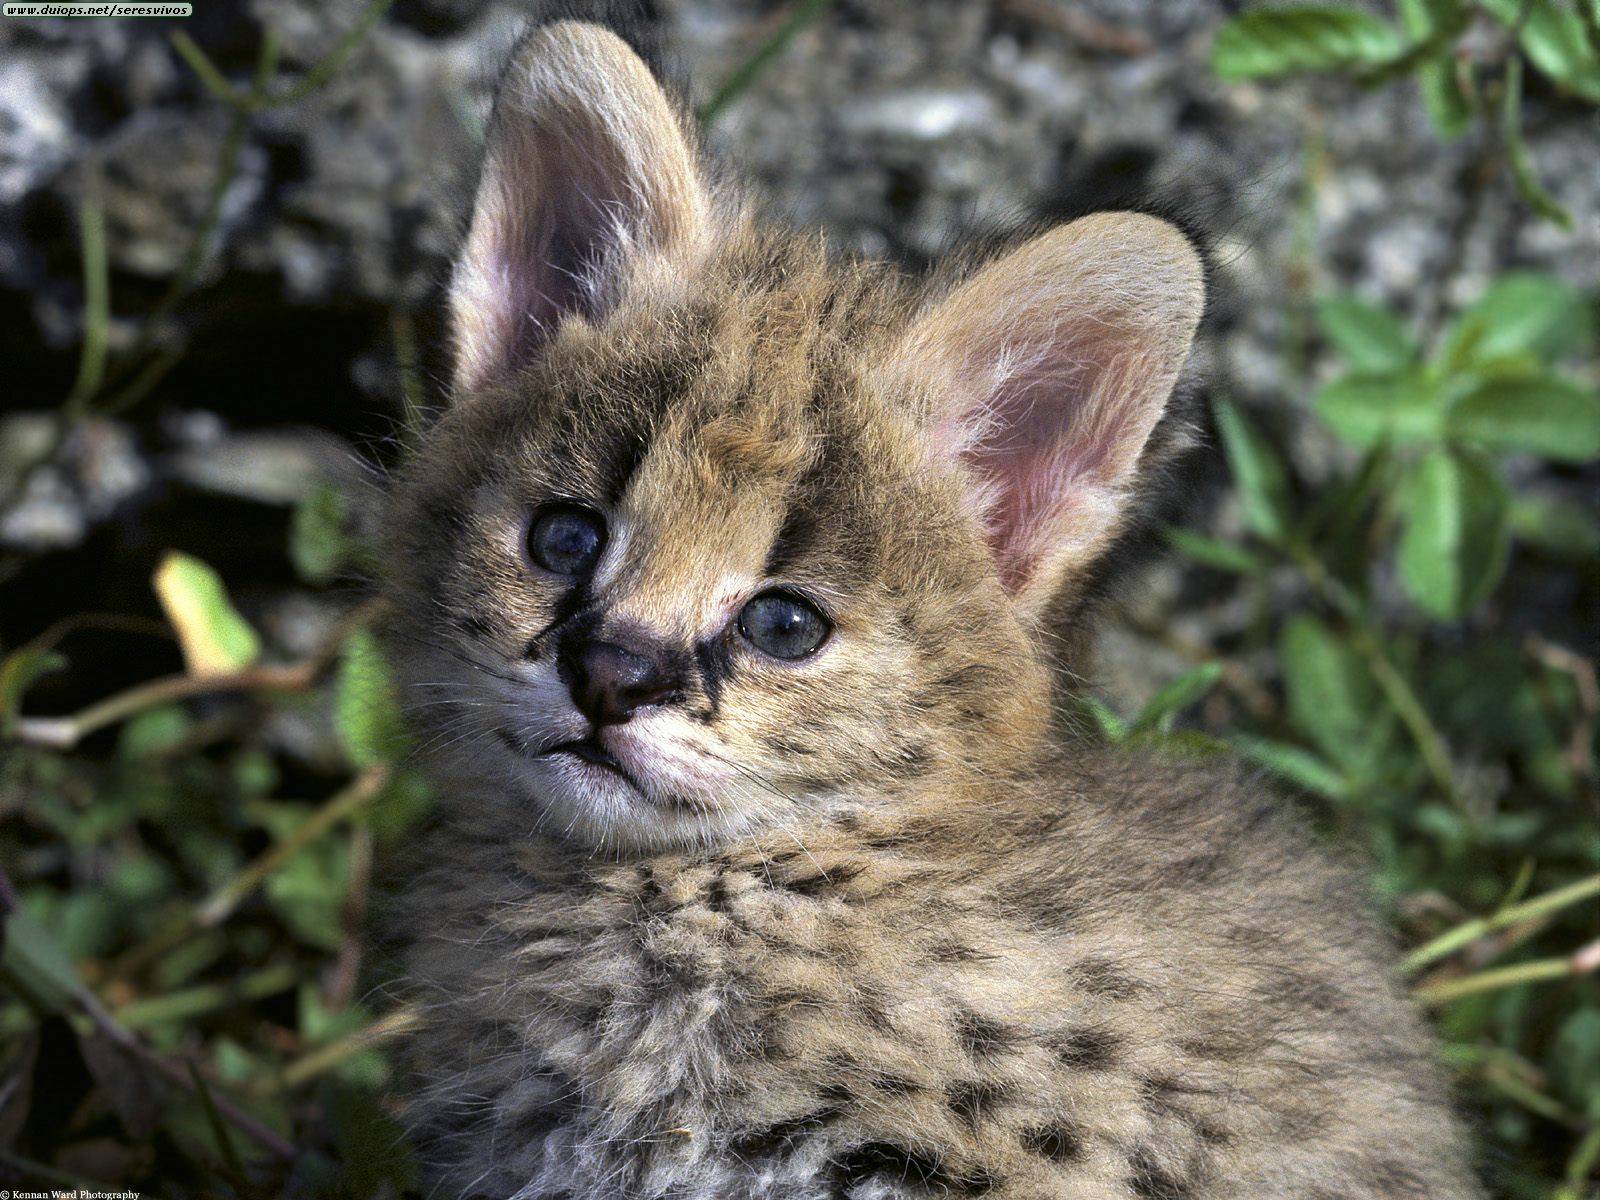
[1212,0,1600,226]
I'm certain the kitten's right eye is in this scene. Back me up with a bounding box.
[527,503,606,576]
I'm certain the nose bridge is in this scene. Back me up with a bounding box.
[604,486,773,637]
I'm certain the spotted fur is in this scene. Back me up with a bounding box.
[383,19,1483,1199]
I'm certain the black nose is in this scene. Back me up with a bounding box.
[562,639,677,725]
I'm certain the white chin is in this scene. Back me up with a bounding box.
[520,753,711,851]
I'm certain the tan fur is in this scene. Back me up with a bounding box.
[383,21,1483,1200]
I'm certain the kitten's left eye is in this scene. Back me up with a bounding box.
[737,590,831,660]
[527,503,606,576]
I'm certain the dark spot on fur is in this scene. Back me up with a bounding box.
[775,861,867,898]
[1263,968,1350,1015]
[948,1080,1011,1128]
[867,1070,924,1099]
[730,1106,845,1159]
[854,986,895,1032]
[704,870,730,914]
[1021,1123,1083,1163]
[1165,851,1222,885]
[1072,957,1143,998]
[927,936,995,964]
[1364,1159,1433,1197]
[833,1142,996,1196]
[1129,1148,1189,1199]
[1053,1026,1121,1070]
[956,1010,1025,1058]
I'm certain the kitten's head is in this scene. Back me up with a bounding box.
[386,22,1204,852]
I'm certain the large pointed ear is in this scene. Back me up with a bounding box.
[893,212,1204,619]
[449,21,712,393]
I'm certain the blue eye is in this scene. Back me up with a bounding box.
[527,504,606,576]
[737,590,831,660]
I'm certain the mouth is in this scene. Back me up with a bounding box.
[540,736,640,786]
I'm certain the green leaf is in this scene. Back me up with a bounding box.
[0,647,67,722]
[1316,368,1446,447]
[1076,694,1128,742]
[0,904,83,1014]
[1396,0,1464,36]
[289,484,352,585]
[1446,374,1600,462]
[1211,7,1407,80]
[1315,295,1417,372]
[335,627,407,768]
[1213,398,1294,542]
[1397,447,1511,619]
[1280,613,1385,771]
[152,551,261,677]
[1163,527,1269,575]
[1417,56,1474,138]
[1441,272,1590,369]
[1499,57,1573,229]
[117,705,195,760]
[1551,1007,1600,1118]
[265,831,348,950]
[1510,493,1600,559]
[1497,0,1600,99]
[1128,663,1224,735]
[1230,734,1348,800]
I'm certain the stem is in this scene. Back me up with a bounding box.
[1288,541,1461,803]
[1557,1125,1600,1200]
[1414,940,1600,1006]
[6,598,381,750]
[115,963,300,1030]
[1404,874,1600,973]
[700,0,836,124]
[63,161,110,418]
[112,765,390,981]
[196,766,390,928]
[8,661,317,750]
[264,1004,421,1094]
[265,0,395,108]
[169,31,249,108]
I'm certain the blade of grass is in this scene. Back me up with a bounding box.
[0,863,296,1162]
[264,1003,422,1094]
[1556,1124,1600,1200]
[700,0,836,124]
[1415,939,1600,1005]
[1404,874,1600,972]
[196,764,391,928]
[1288,540,1462,804]
[116,963,300,1030]
[169,31,249,109]
[189,1061,249,1185]
[63,161,109,417]
[0,1150,119,1191]
[389,309,427,446]
[265,0,395,108]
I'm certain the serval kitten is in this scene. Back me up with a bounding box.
[384,20,1483,1199]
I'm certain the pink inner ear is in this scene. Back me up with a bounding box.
[459,123,635,381]
[941,332,1154,595]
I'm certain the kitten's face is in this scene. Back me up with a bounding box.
[385,22,1202,852]
[389,282,1049,851]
